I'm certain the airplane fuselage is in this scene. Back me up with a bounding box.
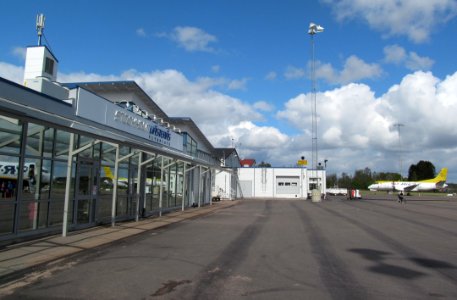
[368,181,438,192]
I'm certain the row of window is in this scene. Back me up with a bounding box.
[277,182,298,186]
[0,113,209,240]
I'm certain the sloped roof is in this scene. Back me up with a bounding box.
[240,159,256,167]
[214,148,238,159]
[169,117,215,152]
[63,81,169,120]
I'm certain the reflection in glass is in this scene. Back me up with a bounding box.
[54,130,71,159]
[0,115,23,155]
[0,155,19,201]
[0,203,15,235]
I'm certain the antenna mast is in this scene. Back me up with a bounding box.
[36,14,45,46]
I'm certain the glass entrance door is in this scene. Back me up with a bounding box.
[75,159,99,226]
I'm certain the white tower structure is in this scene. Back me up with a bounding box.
[23,14,69,100]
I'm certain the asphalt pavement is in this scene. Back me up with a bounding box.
[1,196,457,299]
[0,201,238,284]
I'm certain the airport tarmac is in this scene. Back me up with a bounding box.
[1,196,457,299]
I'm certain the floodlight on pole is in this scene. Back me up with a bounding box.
[308,22,324,176]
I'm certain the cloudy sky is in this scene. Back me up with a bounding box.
[1,0,457,181]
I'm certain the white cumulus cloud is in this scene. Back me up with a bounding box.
[1,59,457,180]
[277,70,457,176]
[315,55,382,84]
[169,26,217,52]
[324,0,457,43]
[384,45,434,71]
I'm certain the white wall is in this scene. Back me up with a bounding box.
[214,169,237,200]
[237,167,325,199]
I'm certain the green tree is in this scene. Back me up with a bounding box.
[352,168,373,189]
[408,161,435,180]
[338,172,352,188]
[257,161,271,167]
[326,173,337,187]
[373,172,401,181]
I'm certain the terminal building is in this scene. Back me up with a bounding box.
[0,43,241,245]
[0,23,325,246]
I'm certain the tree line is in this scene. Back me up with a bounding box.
[326,160,437,190]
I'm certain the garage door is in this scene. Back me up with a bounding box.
[239,180,252,197]
[276,176,300,195]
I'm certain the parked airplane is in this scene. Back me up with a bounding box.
[368,168,448,192]
[0,161,50,184]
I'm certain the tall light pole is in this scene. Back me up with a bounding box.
[394,123,404,179]
[308,22,324,188]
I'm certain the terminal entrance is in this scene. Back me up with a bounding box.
[74,158,100,226]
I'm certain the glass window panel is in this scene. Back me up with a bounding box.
[119,145,130,157]
[116,195,129,216]
[18,201,39,232]
[51,160,73,201]
[0,203,15,235]
[49,200,66,226]
[26,123,46,157]
[176,162,184,207]
[93,142,101,160]
[40,159,52,199]
[43,127,54,158]
[54,130,71,159]
[101,142,117,166]
[22,158,40,201]
[37,200,49,228]
[97,183,113,222]
[0,155,20,201]
[0,115,23,155]
[163,165,170,209]
[78,135,94,159]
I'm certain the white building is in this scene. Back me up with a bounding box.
[236,167,326,199]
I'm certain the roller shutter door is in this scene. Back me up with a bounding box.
[276,176,300,195]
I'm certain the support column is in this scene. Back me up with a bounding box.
[209,168,213,206]
[198,166,202,207]
[159,156,164,216]
[135,152,142,222]
[182,163,187,211]
[62,133,74,237]
[111,145,119,227]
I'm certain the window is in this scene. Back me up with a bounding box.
[0,115,23,155]
[183,133,197,157]
[44,57,54,75]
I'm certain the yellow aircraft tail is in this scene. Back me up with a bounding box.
[103,166,114,179]
[420,168,447,183]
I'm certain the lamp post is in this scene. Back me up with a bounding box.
[308,22,324,198]
[394,123,404,179]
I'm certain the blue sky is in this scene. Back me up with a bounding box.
[1,0,457,182]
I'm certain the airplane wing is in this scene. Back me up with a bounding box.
[402,184,419,192]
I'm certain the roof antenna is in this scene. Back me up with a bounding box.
[36,13,45,46]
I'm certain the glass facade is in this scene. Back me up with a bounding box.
[0,110,216,244]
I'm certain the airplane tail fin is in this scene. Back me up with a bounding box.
[103,166,114,179]
[436,168,448,182]
[421,168,447,183]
